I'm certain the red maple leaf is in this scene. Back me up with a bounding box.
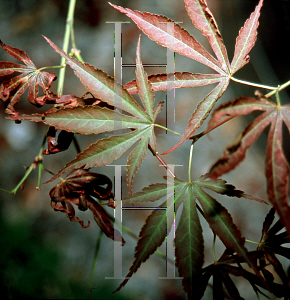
[0,40,56,118]
[205,92,290,235]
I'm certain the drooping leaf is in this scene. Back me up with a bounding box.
[51,198,90,229]
[222,264,286,299]
[109,2,225,75]
[183,0,230,73]
[86,195,125,245]
[43,127,74,155]
[192,184,255,270]
[0,40,56,117]
[49,169,113,201]
[265,251,289,289]
[265,114,290,235]
[49,169,124,244]
[205,94,290,234]
[200,250,267,299]
[230,0,264,74]
[220,270,245,300]
[204,95,273,134]
[213,267,225,299]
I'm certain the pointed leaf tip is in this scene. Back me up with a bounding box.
[230,0,264,74]
[135,35,155,121]
[110,2,225,74]
[184,0,230,73]
[162,78,229,154]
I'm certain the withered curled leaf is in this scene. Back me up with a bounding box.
[49,169,125,244]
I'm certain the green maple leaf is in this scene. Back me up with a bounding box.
[14,36,163,195]
[114,175,265,298]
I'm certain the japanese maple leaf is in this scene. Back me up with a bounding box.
[0,40,56,117]
[109,0,264,154]
[12,36,163,195]
[114,175,265,298]
[204,93,290,235]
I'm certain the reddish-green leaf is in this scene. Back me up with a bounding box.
[12,106,149,135]
[117,174,264,297]
[124,72,223,95]
[114,201,172,292]
[205,94,290,235]
[206,98,275,180]
[135,35,154,120]
[0,40,56,117]
[195,176,267,204]
[205,96,273,134]
[175,185,204,299]
[122,182,168,206]
[153,100,164,125]
[230,0,264,74]
[109,0,266,155]
[126,128,151,196]
[109,2,224,74]
[122,177,186,207]
[44,36,149,122]
[192,184,254,269]
[184,0,230,73]
[123,35,160,195]
[38,36,166,194]
[162,77,229,154]
[265,114,290,235]
[46,127,151,183]
[115,179,200,295]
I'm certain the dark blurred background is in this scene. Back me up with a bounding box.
[0,0,290,299]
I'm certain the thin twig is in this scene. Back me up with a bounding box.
[148,144,175,178]
[231,76,277,90]
[57,0,77,96]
